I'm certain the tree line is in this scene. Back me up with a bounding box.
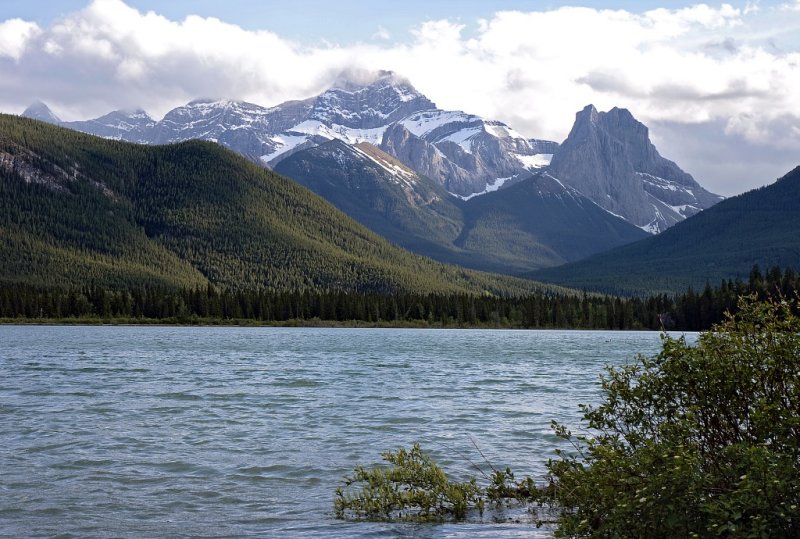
[1,265,796,330]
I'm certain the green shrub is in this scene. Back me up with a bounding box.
[334,443,483,521]
[542,295,800,537]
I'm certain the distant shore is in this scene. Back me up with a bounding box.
[0,316,651,330]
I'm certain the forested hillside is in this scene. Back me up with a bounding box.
[273,140,472,266]
[0,115,555,296]
[531,166,800,295]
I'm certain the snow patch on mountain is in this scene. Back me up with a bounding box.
[514,153,552,169]
[440,127,483,154]
[638,204,667,235]
[260,134,309,164]
[260,119,392,164]
[637,171,692,194]
[454,175,519,201]
[399,110,479,137]
[352,143,419,188]
[483,121,526,140]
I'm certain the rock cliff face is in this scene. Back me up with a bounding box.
[379,123,481,195]
[389,110,546,195]
[547,105,722,233]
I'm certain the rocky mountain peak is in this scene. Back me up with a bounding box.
[570,104,647,142]
[160,99,268,124]
[330,69,404,90]
[579,103,600,121]
[22,101,61,124]
[186,97,221,106]
[565,104,600,144]
[98,108,154,122]
[548,104,722,233]
[601,106,648,142]
[313,70,435,129]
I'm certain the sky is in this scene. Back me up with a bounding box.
[1,1,799,196]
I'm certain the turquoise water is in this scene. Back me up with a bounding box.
[0,326,692,537]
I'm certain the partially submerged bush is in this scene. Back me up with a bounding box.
[542,295,800,537]
[334,443,483,521]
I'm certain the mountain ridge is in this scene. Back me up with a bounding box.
[22,71,557,198]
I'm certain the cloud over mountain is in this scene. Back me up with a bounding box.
[1,0,799,195]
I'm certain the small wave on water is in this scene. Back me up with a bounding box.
[155,391,204,401]
[271,378,324,388]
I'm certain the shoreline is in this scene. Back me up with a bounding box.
[0,317,658,331]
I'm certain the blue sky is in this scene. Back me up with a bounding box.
[0,1,701,28]
[2,1,795,45]
[0,0,799,195]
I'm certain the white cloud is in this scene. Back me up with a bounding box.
[743,2,760,15]
[359,4,798,155]
[372,25,390,41]
[0,0,798,195]
[0,18,40,60]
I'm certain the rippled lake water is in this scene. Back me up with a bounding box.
[0,326,695,538]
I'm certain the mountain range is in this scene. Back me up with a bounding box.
[23,71,721,250]
[24,72,554,198]
[5,104,797,297]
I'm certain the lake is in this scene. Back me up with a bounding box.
[0,326,694,537]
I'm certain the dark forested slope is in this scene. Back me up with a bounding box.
[531,166,800,295]
[458,173,649,272]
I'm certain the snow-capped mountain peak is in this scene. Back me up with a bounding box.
[22,101,62,124]
[329,69,418,97]
[311,70,435,129]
